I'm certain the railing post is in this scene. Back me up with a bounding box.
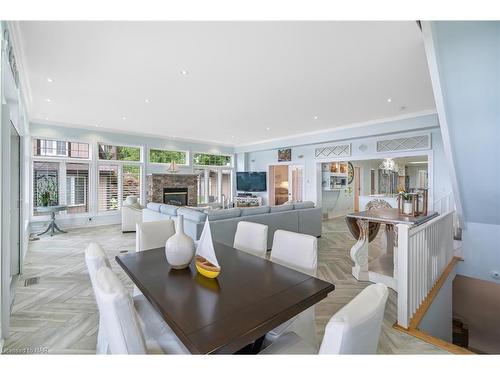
[396,223,411,329]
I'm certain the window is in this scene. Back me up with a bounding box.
[196,167,234,204]
[32,138,89,159]
[66,163,89,214]
[122,165,141,203]
[149,149,187,164]
[98,144,141,161]
[98,165,119,211]
[193,153,231,167]
[33,161,59,215]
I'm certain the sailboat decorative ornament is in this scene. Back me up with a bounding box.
[195,218,221,278]
[167,160,179,173]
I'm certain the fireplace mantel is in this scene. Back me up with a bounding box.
[146,174,198,206]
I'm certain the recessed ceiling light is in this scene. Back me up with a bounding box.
[47,77,53,83]
[122,116,127,121]
[181,69,189,76]
[313,115,319,120]
[95,124,100,127]
[144,99,150,103]
[266,127,271,131]
[45,117,49,121]
[231,135,235,139]
[45,98,52,103]
[387,98,392,103]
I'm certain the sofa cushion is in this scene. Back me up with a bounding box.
[146,202,162,212]
[270,204,294,213]
[178,207,207,223]
[240,206,270,217]
[204,208,242,221]
[159,204,179,216]
[125,195,138,205]
[293,201,315,210]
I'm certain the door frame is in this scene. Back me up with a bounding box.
[315,150,434,212]
[267,161,306,206]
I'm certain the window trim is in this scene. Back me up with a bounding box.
[97,142,143,163]
[32,137,91,161]
[192,151,233,167]
[147,147,189,166]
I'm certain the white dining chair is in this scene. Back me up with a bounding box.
[233,221,268,258]
[94,266,189,354]
[136,219,176,252]
[265,230,318,349]
[261,283,389,354]
[85,242,188,354]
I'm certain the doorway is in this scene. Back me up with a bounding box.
[10,123,20,276]
[268,164,304,206]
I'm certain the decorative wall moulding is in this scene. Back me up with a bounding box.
[314,144,351,158]
[376,134,431,153]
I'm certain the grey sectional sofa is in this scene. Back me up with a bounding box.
[142,201,322,249]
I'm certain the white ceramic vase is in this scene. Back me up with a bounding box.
[403,202,413,215]
[165,214,195,269]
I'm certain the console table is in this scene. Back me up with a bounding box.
[36,205,68,236]
[235,196,263,207]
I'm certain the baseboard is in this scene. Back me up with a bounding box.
[393,323,474,354]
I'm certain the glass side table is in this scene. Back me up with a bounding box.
[35,205,68,236]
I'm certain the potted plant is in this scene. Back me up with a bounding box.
[398,189,413,215]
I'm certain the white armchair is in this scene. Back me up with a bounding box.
[121,196,143,233]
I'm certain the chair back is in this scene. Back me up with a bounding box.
[136,219,175,252]
[233,221,268,257]
[271,230,317,275]
[85,242,111,289]
[95,267,147,354]
[319,283,388,354]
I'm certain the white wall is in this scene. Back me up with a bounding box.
[29,122,235,231]
[241,118,452,211]
[425,21,500,283]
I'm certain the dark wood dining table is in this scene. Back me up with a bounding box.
[115,242,335,354]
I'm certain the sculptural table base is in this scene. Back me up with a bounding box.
[348,218,397,291]
[37,211,67,237]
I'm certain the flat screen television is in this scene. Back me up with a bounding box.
[236,172,267,192]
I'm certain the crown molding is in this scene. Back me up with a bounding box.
[31,118,235,149]
[234,109,438,150]
[5,21,33,116]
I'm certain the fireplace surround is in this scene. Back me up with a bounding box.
[146,174,198,206]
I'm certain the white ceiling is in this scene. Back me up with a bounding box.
[17,21,435,146]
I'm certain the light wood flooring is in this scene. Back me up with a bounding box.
[2,217,446,354]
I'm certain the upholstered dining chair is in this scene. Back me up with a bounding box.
[85,243,188,354]
[135,219,176,252]
[265,230,318,349]
[261,283,389,354]
[233,221,268,258]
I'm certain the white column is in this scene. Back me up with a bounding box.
[396,223,410,329]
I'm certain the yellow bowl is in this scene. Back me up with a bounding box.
[195,256,220,279]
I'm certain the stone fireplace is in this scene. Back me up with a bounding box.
[163,187,188,206]
[146,174,198,206]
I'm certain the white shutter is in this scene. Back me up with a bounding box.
[98,165,119,211]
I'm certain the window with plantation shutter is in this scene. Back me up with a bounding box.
[33,161,59,215]
[98,165,119,211]
[122,165,141,203]
[66,163,89,214]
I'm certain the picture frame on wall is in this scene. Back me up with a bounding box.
[278,148,291,162]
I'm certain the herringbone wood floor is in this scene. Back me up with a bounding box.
[3,218,446,354]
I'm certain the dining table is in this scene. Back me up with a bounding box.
[115,241,335,354]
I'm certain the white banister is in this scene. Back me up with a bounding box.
[397,211,455,328]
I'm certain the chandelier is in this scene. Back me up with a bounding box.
[379,158,398,172]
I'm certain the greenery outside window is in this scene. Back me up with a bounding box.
[193,153,231,167]
[149,149,187,164]
[98,143,141,162]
